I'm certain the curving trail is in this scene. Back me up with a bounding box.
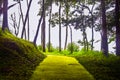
[30,55,94,80]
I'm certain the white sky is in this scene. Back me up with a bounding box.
[6,0,115,52]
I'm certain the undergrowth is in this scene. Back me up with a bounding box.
[74,51,120,80]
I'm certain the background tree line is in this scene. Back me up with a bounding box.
[0,0,120,56]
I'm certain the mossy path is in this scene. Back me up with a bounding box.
[30,55,94,80]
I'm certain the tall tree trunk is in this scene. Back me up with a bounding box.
[48,1,52,52]
[101,0,108,56]
[84,30,89,51]
[19,1,24,31]
[21,0,32,39]
[64,26,68,50]
[91,15,94,50]
[64,0,69,50]
[115,0,120,56]
[33,11,43,45]
[83,29,88,51]
[59,2,62,52]
[42,0,46,52]
[64,1,69,50]
[42,19,46,52]
[26,0,30,40]
[2,0,9,31]
[69,26,73,54]
[41,23,43,47]
[18,1,27,39]
[90,3,95,51]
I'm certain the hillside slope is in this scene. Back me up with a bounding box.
[0,29,46,80]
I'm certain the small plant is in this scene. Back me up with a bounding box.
[37,45,43,51]
[67,42,79,53]
[46,42,55,52]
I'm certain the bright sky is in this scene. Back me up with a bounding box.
[7,0,115,52]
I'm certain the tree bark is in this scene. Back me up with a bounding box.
[59,2,62,52]
[101,0,108,56]
[69,26,73,54]
[26,0,30,40]
[90,3,95,51]
[64,26,68,50]
[64,1,69,50]
[2,0,9,31]
[115,0,120,56]
[21,0,32,39]
[42,0,46,52]
[18,1,26,39]
[48,1,52,52]
[83,29,88,51]
[33,1,44,45]
[33,12,43,45]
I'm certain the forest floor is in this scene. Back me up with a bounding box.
[30,55,94,80]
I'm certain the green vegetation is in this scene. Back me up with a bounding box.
[0,29,46,80]
[74,51,120,80]
[30,55,94,80]
[44,42,80,55]
[1,29,119,80]
[67,42,79,52]
[43,47,120,80]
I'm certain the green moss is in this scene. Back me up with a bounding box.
[30,55,94,80]
[0,29,46,80]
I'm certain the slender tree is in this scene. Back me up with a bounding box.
[18,1,27,39]
[48,1,52,52]
[69,26,73,54]
[115,0,120,56]
[21,0,32,39]
[82,2,95,50]
[33,6,44,45]
[2,0,9,31]
[26,0,30,40]
[101,0,108,56]
[42,0,46,52]
[64,1,69,50]
[59,2,62,52]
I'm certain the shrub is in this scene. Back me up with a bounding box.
[67,42,79,52]
[46,42,55,52]
[37,45,43,51]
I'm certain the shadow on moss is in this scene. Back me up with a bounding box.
[0,29,46,80]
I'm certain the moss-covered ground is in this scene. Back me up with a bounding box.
[30,55,94,80]
[43,50,120,80]
[0,29,46,80]
[74,51,120,80]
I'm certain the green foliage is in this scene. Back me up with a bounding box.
[46,42,55,52]
[60,50,70,55]
[67,42,79,52]
[0,29,46,80]
[37,45,43,51]
[74,51,120,80]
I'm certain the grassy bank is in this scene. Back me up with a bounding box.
[74,51,120,80]
[0,29,46,80]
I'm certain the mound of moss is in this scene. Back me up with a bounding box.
[0,29,46,80]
